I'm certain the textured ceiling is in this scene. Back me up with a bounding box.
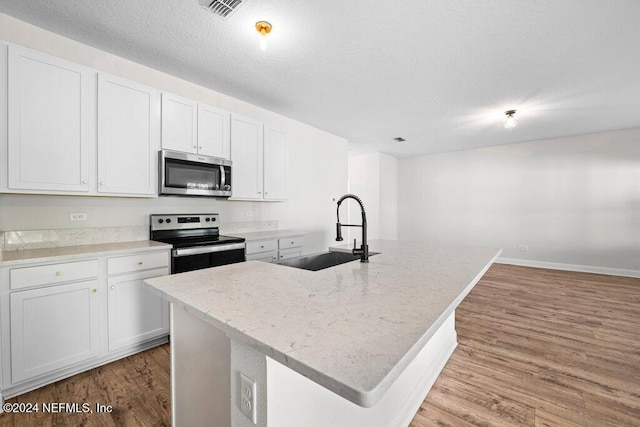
[1,0,639,158]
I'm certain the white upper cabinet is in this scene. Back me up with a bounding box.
[7,45,94,192]
[197,104,230,159]
[231,115,288,201]
[231,114,264,199]
[263,126,287,200]
[161,92,198,154]
[97,73,160,195]
[161,93,230,159]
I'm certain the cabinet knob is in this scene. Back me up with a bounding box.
[260,245,264,249]
[193,145,197,149]
[55,271,62,276]
[199,146,202,149]
[92,288,97,293]
[82,180,87,184]
[138,261,143,265]
[100,182,105,186]
[291,241,294,244]
[111,285,115,290]
[258,191,261,194]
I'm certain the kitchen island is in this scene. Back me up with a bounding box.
[144,240,501,427]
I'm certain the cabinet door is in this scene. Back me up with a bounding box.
[97,74,160,195]
[198,103,230,159]
[230,114,264,199]
[10,280,100,383]
[161,93,197,154]
[107,268,169,352]
[263,126,287,200]
[7,45,93,192]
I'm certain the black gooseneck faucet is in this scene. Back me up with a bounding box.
[335,194,369,262]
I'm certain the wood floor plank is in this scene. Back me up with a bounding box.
[1,264,638,426]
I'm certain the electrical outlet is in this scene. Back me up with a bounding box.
[69,212,87,221]
[518,244,529,251]
[240,373,257,424]
[246,211,254,217]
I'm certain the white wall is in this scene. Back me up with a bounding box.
[347,152,398,243]
[0,14,348,254]
[398,128,640,273]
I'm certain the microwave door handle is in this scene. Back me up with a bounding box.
[220,165,226,189]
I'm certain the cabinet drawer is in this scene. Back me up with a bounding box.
[246,239,277,255]
[107,251,169,276]
[10,260,98,290]
[278,248,302,260]
[278,236,303,250]
[246,250,278,263]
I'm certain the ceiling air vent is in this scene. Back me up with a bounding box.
[205,0,244,18]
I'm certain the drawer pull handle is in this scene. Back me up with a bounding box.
[111,285,115,290]
[55,271,62,276]
[92,288,97,293]
[138,261,144,265]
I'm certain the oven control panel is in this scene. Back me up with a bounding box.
[150,214,219,231]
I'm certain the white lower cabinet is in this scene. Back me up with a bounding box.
[107,268,169,351]
[10,280,100,383]
[245,234,304,263]
[0,248,170,398]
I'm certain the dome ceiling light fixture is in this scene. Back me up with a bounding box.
[255,21,272,51]
[503,109,518,129]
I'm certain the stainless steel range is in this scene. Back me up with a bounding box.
[149,214,245,274]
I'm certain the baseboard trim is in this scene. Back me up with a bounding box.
[497,257,640,279]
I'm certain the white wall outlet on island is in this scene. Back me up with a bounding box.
[69,212,88,221]
[518,244,529,252]
[240,373,257,424]
[246,211,254,217]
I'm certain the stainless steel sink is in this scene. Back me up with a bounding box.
[275,251,378,271]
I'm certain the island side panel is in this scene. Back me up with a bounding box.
[171,304,231,427]
[266,311,457,427]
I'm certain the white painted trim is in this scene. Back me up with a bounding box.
[497,257,640,279]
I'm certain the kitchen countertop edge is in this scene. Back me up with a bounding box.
[0,240,172,266]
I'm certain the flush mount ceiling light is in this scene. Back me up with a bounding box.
[394,137,406,142]
[503,110,518,129]
[255,21,272,51]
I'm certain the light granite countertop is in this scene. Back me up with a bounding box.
[0,241,172,266]
[226,229,304,242]
[144,240,501,407]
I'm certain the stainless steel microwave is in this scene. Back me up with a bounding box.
[159,150,232,197]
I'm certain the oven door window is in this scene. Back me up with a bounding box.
[172,248,245,274]
[165,158,221,191]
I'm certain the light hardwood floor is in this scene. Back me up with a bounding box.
[1,264,638,426]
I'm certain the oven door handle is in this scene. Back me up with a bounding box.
[172,243,245,257]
